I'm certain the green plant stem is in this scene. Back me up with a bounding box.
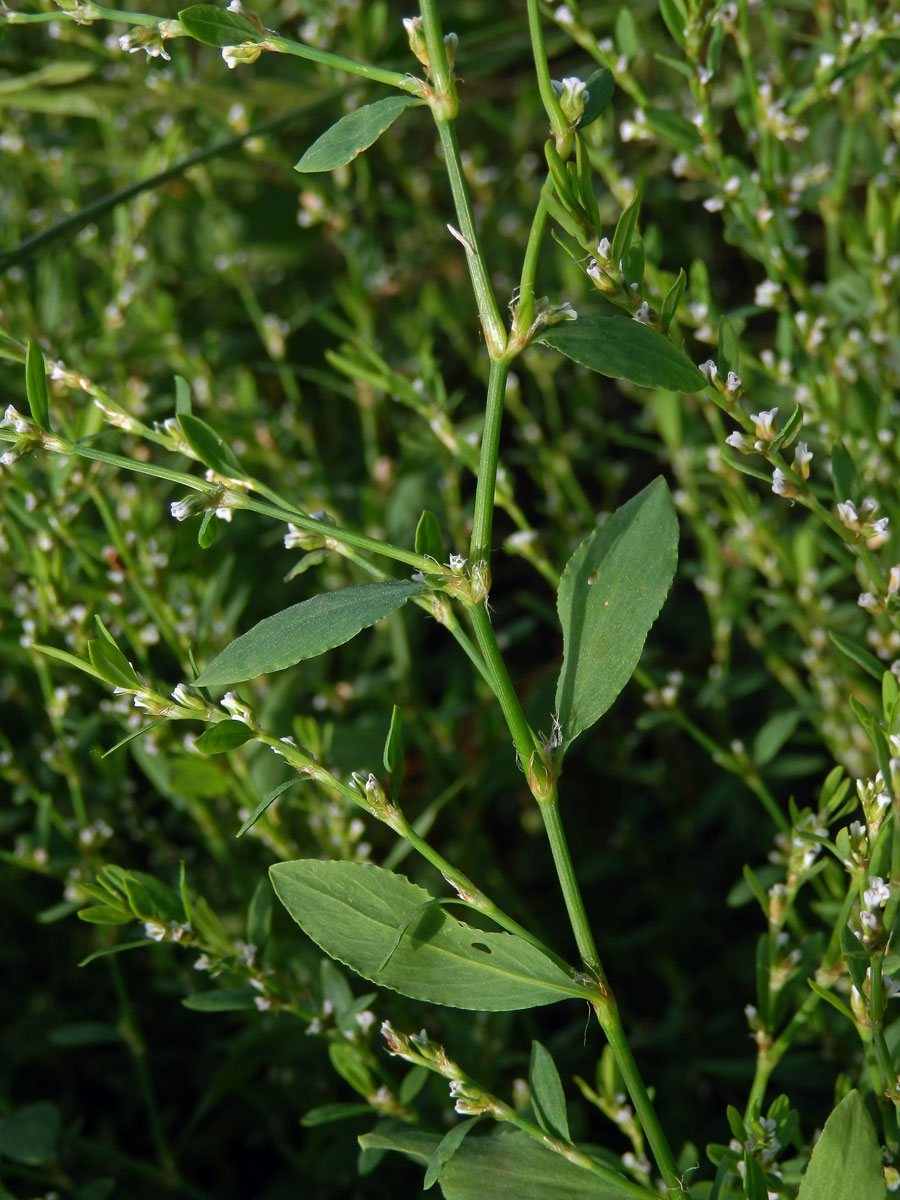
[600,1009,691,1200]
[466,602,541,776]
[536,789,601,970]
[515,186,549,338]
[261,34,421,91]
[525,0,570,151]
[10,431,433,573]
[415,3,506,357]
[469,358,510,566]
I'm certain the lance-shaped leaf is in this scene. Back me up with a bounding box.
[796,1091,886,1200]
[269,860,583,1011]
[361,1125,643,1199]
[296,95,424,173]
[25,340,51,433]
[538,301,704,392]
[556,477,678,750]
[193,579,424,686]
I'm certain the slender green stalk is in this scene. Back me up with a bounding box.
[537,790,601,972]
[7,431,435,573]
[525,0,570,151]
[432,121,508,358]
[600,1009,691,1200]
[466,602,541,776]
[469,359,511,566]
[515,185,550,339]
[262,35,421,91]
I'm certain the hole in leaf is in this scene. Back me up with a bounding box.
[470,942,492,955]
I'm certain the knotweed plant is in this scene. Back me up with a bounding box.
[1,1,900,1197]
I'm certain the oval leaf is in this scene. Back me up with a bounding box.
[796,1091,886,1200]
[529,1041,571,1142]
[177,4,260,47]
[296,95,424,173]
[555,477,678,749]
[538,306,704,392]
[194,720,255,754]
[0,1102,62,1166]
[182,987,259,1012]
[580,68,615,128]
[269,860,582,1010]
[193,579,424,686]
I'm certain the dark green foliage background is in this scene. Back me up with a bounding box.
[3,0,898,1195]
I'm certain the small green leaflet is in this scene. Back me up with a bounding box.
[555,478,678,751]
[25,339,51,432]
[269,860,583,1010]
[177,4,260,47]
[296,95,425,173]
[193,579,424,686]
[538,301,704,392]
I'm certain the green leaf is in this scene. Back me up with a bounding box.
[0,1102,61,1165]
[177,412,245,479]
[661,268,686,334]
[78,939,155,967]
[25,339,51,432]
[529,1041,571,1142]
[717,317,739,379]
[236,777,301,837]
[614,7,638,60]
[579,68,614,128]
[174,375,192,415]
[361,1125,640,1199]
[415,509,444,562]
[193,721,255,754]
[538,304,704,392]
[49,1021,123,1047]
[269,860,582,1010]
[796,1091,886,1200]
[424,1118,482,1190]
[742,1151,768,1200]
[720,447,774,483]
[300,1102,373,1127]
[611,191,642,270]
[296,95,424,173]
[555,478,678,749]
[182,987,259,1012]
[87,638,139,689]
[658,0,688,47]
[383,704,404,794]
[194,579,425,686]
[643,106,700,150]
[77,904,133,925]
[177,4,260,47]
[828,630,884,681]
[752,710,800,767]
[831,441,861,504]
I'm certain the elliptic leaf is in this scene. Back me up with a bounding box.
[193,720,255,754]
[555,477,678,749]
[296,95,424,173]
[796,1091,886,1200]
[182,987,259,1012]
[177,4,260,47]
[0,1102,61,1165]
[530,1041,571,1142]
[538,305,704,392]
[193,579,424,686]
[269,860,582,1010]
[579,68,614,128]
[25,339,51,432]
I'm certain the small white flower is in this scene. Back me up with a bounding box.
[772,468,797,498]
[858,592,880,611]
[725,371,742,395]
[699,359,718,382]
[144,920,167,941]
[449,554,467,572]
[632,302,652,324]
[170,498,193,522]
[864,876,890,909]
[750,408,779,441]
[725,431,748,450]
